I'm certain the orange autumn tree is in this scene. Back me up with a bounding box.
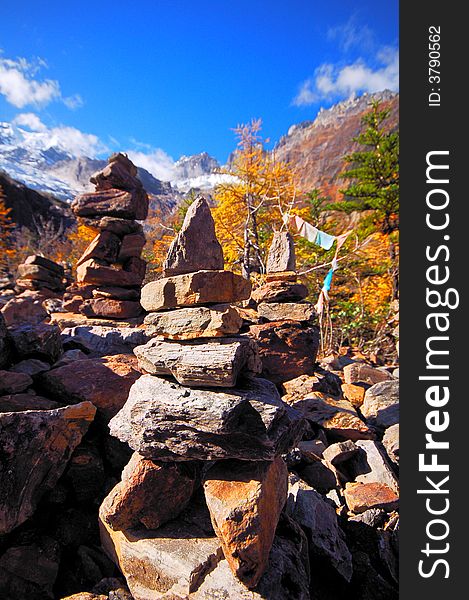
[212,119,300,279]
[0,185,17,275]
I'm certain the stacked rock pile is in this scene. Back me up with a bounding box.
[63,153,148,321]
[248,231,319,384]
[98,198,307,598]
[16,255,66,293]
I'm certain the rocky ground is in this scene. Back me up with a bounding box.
[0,163,399,600]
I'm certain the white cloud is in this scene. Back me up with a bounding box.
[0,51,82,110]
[293,46,399,106]
[46,126,107,156]
[63,94,84,110]
[327,17,374,52]
[126,148,176,182]
[12,112,47,132]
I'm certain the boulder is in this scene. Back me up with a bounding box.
[60,326,147,355]
[39,354,141,422]
[282,391,374,441]
[117,233,146,262]
[99,498,223,599]
[343,363,394,386]
[266,231,296,273]
[344,482,399,514]
[203,457,288,588]
[323,440,359,466]
[72,187,148,220]
[163,197,224,276]
[0,370,33,394]
[144,304,242,340]
[133,336,261,387]
[286,477,353,581]
[101,453,197,531]
[1,289,53,326]
[76,231,122,267]
[80,298,142,320]
[296,458,339,493]
[341,382,367,407]
[141,270,251,311]
[351,440,399,493]
[361,380,399,430]
[257,301,315,322]
[382,423,399,466]
[248,321,319,384]
[51,312,143,329]
[252,281,308,304]
[0,401,96,534]
[109,375,303,462]
[76,259,143,288]
[9,322,63,363]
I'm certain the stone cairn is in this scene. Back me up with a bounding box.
[248,231,319,385]
[98,197,306,598]
[16,255,66,293]
[63,153,148,321]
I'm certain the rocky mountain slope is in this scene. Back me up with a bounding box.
[275,90,398,200]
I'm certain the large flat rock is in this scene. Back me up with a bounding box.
[133,336,261,387]
[144,304,242,340]
[39,354,141,422]
[72,187,148,220]
[109,375,304,462]
[0,402,96,535]
[140,270,251,311]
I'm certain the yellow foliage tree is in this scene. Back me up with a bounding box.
[213,119,300,278]
[0,186,17,275]
[63,221,99,272]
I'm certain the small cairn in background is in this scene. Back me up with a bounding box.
[16,255,66,293]
[63,153,148,321]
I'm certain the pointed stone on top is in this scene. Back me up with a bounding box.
[266,231,296,273]
[163,196,224,276]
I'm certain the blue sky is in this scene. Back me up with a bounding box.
[0,0,398,177]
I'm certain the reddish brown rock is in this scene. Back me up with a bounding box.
[76,259,143,287]
[141,270,251,312]
[101,453,197,531]
[265,271,297,282]
[123,256,146,280]
[344,482,399,514]
[257,301,315,322]
[117,233,146,262]
[17,264,64,290]
[72,187,148,220]
[1,289,56,326]
[252,281,308,304]
[62,295,86,313]
[0,401,96,534]
[342,382,367,407]
[76,231,121,267]
[266,231,296,273]
[282,390,374,441]
[248,321,319,384]
[80,298,142,319]
[39,354,141,422]
[90,156,140,191]
[203,457,288,588]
